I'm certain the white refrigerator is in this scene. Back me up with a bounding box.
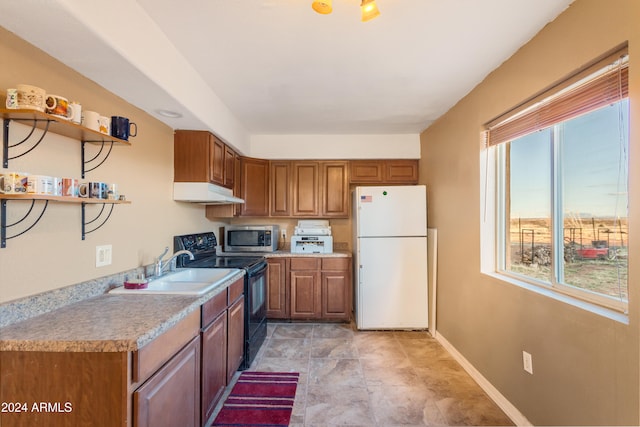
[353,185,428,330]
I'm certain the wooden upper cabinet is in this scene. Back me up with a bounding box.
[174,130,212,183]
[270,161,291,217]
[239,157,270,217]
[349,159,419,184]
[291,161,320,216]
[321,161,349,217]
[174,130,231,187]
[210,136,225,185]
[349,160,384,183]
[224,145,236,189]
[385,160,419,184]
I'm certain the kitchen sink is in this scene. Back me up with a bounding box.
[109,268,239,296]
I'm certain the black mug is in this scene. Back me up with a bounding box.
[111,116,137,141]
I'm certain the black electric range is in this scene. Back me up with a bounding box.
[174,232,268,370]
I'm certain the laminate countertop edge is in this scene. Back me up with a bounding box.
[0,270,245,353]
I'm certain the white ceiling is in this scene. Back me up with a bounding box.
[0,0,573,144]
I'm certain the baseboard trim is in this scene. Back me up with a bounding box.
[434,331,533,427]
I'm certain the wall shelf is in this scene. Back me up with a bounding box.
[1,109,133,248]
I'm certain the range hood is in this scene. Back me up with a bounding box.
[173,182,245,204]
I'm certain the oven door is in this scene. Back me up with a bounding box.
[247,262,267,339]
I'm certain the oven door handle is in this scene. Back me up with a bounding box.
[249,262,268,278]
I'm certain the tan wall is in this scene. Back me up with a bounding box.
[420,0,639,425]
[0,28,228,303]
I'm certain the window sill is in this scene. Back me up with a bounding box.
[482,271,629,325]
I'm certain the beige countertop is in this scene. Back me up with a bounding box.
[0,270,245,353]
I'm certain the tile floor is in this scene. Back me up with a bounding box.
[212,322,514,427]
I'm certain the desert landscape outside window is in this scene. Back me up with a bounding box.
[487,48,629,311]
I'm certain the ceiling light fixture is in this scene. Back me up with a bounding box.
[311,0,380,22]
[360,0,380,22]
[155,109,183,118]
[311,0,332,15]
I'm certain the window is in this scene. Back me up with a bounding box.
[485,49,629,312]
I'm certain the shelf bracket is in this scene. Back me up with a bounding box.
[82,140,114,179]
[0,199,49,248]
[2,117,52,168]
[82,202,115,240]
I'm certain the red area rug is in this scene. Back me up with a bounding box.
[212,371,300,427]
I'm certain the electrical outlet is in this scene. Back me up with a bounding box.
[522,351,533,374]
[281,229,286,240]
[96,245,112,267]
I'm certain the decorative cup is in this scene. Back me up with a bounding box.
[0,172,28,194]
[107,183,118,200]
[27,175,54,195]
[52,177,63,196]
[45,94,72,119]
[110,116,137,141]
[69,102,82,124]
[5,88,19,109]
[62,178,79,197]
[82,110,101,132]
[99,116,110,134]
[16,84,46,111]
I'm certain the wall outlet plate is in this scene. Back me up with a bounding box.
[96,245,112,267]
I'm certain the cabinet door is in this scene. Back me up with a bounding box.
[321,161,349,217]
[224,145,236,189]
[321,271,351,320]
[384,160,419,184]
[210,135,225,185]
[201,312,228,424]
[349,160,383,184]
[291,161,320,216]
[174,130,211,182]
[239,157,270,216]
[227,297,245,380]
[290,270,321,319]
[267,258,288,318]
[134,336,201,427]
[270,161,291,216]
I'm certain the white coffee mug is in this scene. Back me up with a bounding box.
[69,102,82,124]
[52,177,63,196]
[27,175,54,195]
[82,110,101,132]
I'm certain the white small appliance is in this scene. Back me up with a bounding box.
[353,185,428,330]
[291,220,333,254]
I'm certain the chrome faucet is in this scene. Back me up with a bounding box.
[154,247,195,277]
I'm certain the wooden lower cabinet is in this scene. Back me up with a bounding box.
[267,258,288,318]
[266,256,351,321]
[200,312,227,425]
[200,277,244,426]
[134,336,201,427]
[226,297,244,383]
[290,258,322,319]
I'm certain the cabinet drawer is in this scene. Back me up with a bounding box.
[321,257,350,271]
[289,257,320,271]
[228,277,244,304]
[133,310,200,384]
[202,289,228,328]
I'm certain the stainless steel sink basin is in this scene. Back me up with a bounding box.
[109,268,238,295]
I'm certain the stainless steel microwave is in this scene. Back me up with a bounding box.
[224,225,279,252]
